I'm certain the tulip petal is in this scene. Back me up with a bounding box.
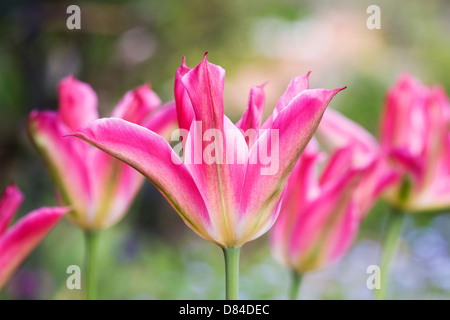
[316,108,400,214]
[174,57,195,132]
[317,108,379,158]
[70,118,214,243]
[87,148,144,229]
[325,202,360,264]
[319,147,354,186]
[239,88,345,242]
[0,184,23,236]
[0,206,67,289]
[260,73,311,129]
[111,84,161,124]
[274,72,310,115]
[388,148,423,181]
[380,74,429,156]
[143,102,178,141]
[182,55,251,247]
[236,84,266,135]
[270,146,322,264]
[181,53,225,136]
[288,170,361,273]
[353,158,399,216]
[28,111,91,223]
[184,116,248,247]
[86,102,177,229]
[58,76,98,132]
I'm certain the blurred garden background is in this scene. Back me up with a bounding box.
[0,0,449,299]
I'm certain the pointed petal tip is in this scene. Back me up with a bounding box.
[63,126,87,139]
[398,70,414,80]
[181,56,187,67]
[28,109,40,122]
[3,183,24,203]
[37,205,71,219]
[203,51,208,59]
[59,74,78,86]
[330,86,347,96]
[62,132,75,138]
[257,81,269,89]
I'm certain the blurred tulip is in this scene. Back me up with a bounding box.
[71,53,345,299]
[315,73,450,299]
[28,76,178,230]
[0,183,67,290]
[270,136,394,299]
[28,76,177,299]
[380,74,450,212]
[318,74,450,212]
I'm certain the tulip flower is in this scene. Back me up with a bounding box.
[0,183,67,290]
[270,137,395,299]
[318,74,450,212]
[379,74,450,211]
[70,53,345,299]
[315,73,450,299]
[27,76,177,299]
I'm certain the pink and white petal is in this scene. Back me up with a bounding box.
[236,84,266,134]
[28,111,92,224]
[87,148,144,229]
[353,158,399,217]
[182,55,252,247]
[70,118,214,243]
[415,133,450,211]
[270,143,323,261]
[239,87,345,243]
[388,148,423,183]
[183,116,248,247]
[223,116,248,207]
[143,101,178,142]
[0,206,68,289]
[324,202,360,265]
[288,170,361,272]
[174,57,195,132]
[260,113,274,131]
[274,72,310,117]
[181,53,225,135]
[419,86,450,191]
[111,84,161,125]
[380,74,428,155]
[102,164,144,228]
[0,184,23,235]
[317,108,379,158]
[58,76,98,132]
[319,146,355,186]
[240,187,285,248]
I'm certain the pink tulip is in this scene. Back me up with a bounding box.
[270,137,393,273]
[318,74,450,212]
[0,183,68,289]
[70,54,345,248]
[28,76,177,230]
[380,74,450,211]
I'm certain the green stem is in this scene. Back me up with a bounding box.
[85,230,99,300]
[223,247,240,300]
[289,270,303,300]
[375,207,404,300]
